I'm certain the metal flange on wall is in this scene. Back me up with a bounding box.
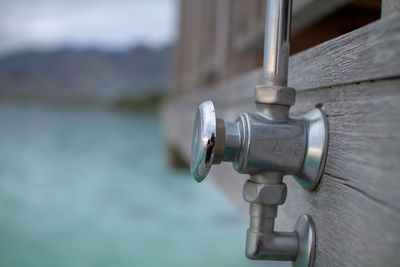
[189,1,329,266]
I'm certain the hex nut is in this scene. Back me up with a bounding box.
[243,180,287,205]
[243,181,260,202]
[254,85,295,106]
[259,183,287,205]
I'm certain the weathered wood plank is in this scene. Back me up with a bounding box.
[175,0,363,94]
[382,0,400,17]
[162,15,400,266]
[290,14,400,90]
[163,78,400,210]
[162,78,400,267]
[280,80,400,267]
[173,14,400,100]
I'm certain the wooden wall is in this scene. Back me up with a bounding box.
[163,2,400,265]
[174,0,381,96]
[174,0,266,95]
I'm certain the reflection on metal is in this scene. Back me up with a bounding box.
[295,109,329,190]
[293,215,316,267]
[190,101,216,182]
[262,0,292,86]
[190,0,328,266]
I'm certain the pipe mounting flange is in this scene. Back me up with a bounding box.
[294,108,328,190]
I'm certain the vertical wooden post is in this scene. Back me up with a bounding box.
[382,0,400,18]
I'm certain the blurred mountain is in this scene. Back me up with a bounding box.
[0,45,172,103]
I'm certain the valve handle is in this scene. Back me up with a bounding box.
[190,101,224,182]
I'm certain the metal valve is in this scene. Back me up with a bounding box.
[190,99,328,266]
[190,100,328,190]
[189,1,328,266]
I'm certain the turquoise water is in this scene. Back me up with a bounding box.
[0,102,281,267]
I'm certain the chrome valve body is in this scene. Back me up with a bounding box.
[189,1,328,266]
[190,98,327,266]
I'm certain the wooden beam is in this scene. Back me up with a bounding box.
[382,0,400,17]
[163,15,400,162]
[175,14,400,101]
[208,79,400,266]
[161,14,400,266]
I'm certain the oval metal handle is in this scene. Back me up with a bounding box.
[190,101,226,182]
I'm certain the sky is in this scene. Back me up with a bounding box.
[0,0,178,56]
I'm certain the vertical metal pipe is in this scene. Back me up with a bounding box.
[263,0,292,87]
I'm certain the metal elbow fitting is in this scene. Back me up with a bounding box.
[246,211,316,267]
[246,230,298,261]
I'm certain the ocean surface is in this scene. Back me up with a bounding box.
[0,102,287,267]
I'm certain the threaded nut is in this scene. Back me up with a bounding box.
[254,85,295,106]
[243,180,287,205]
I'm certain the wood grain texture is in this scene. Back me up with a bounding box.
[161,14,400,267]
[382,0,400,17]
[282,79,400,266]
[162,77,400,267]
[290,14,400,90]
[174,0,358,95]
[173,14,400,99]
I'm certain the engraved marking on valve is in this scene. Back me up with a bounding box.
[272,141,283,154]
[294,143,302,156]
